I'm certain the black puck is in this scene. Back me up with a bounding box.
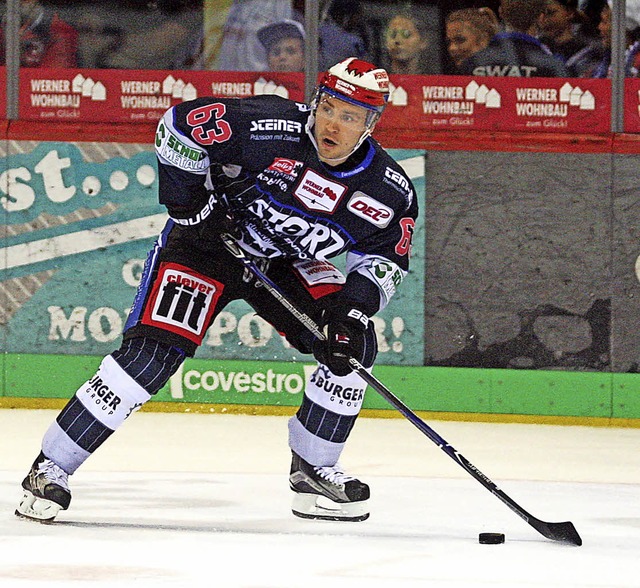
[479,532,505,544]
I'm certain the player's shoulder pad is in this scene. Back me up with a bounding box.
[371,145,416,210]
[241,95,309,128]
[155,107,210,174]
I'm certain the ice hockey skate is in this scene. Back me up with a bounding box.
[15,452,71,522]
[289,451,370,522]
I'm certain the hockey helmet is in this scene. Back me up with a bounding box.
[318,57,390,114]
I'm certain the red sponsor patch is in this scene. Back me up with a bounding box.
[141,262,224,344]
[267,157,302,177]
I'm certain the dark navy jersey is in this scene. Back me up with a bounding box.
[154,94,418,313]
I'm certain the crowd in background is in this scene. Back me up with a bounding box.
[1,0,638,78]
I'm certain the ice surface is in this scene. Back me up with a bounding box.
[2,409,640,587]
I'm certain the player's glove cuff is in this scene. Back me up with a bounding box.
[312,303,370,377]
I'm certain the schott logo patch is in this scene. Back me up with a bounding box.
[294,169,347,213]
[347,192,394,227]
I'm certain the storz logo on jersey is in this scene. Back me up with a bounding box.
[244,197,348,259]
[294,169,347,213]
[142,263,223,345]
[347,192,394,228]
[267,158,303,178]
[250,119,303,133]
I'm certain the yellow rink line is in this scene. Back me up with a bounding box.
[2,396,639,429]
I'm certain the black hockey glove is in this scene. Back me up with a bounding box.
[312,303,370,377]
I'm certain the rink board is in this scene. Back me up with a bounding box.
[2,121,640,423]
[2,353,639,424]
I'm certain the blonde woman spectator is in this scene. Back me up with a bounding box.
[445,7,499,73]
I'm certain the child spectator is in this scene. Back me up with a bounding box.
[257,19,305,71]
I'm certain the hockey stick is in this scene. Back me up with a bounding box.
[220,234,582,546]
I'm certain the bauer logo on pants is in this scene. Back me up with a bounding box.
[142,262,224,344]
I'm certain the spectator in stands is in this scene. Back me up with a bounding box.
[458,0,569,77]
[257,19,305,72]
[577,0,608,41]
[216,0,293,71]
[539,0,590,66]
[566,1,609,76]
[102,0,203,70]
[318,0,371,71]
[0,0,78,67]
[569,2,640,77]
[626,17,640,77]
[445,7,499,73]
[384,6,434,74]
[74,11,123,69]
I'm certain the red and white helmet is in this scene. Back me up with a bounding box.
[319,57,390,114]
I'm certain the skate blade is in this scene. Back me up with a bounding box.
[291,492,369,522]
[15,490,63,522]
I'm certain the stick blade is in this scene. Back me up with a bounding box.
[532,519,582,546]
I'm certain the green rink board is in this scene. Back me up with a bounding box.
[2,353,639,419]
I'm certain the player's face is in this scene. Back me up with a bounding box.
[314,95,369,165]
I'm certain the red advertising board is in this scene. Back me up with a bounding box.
[18,68,306,123]
[624,78,640,133]
[378,75,611,134]
[15,68,611,134]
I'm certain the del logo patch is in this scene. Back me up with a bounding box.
[347,192,394,228]
[294,169,347,213]
[141,262,223,344]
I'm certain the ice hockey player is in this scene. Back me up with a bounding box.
[15,57,418,523]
